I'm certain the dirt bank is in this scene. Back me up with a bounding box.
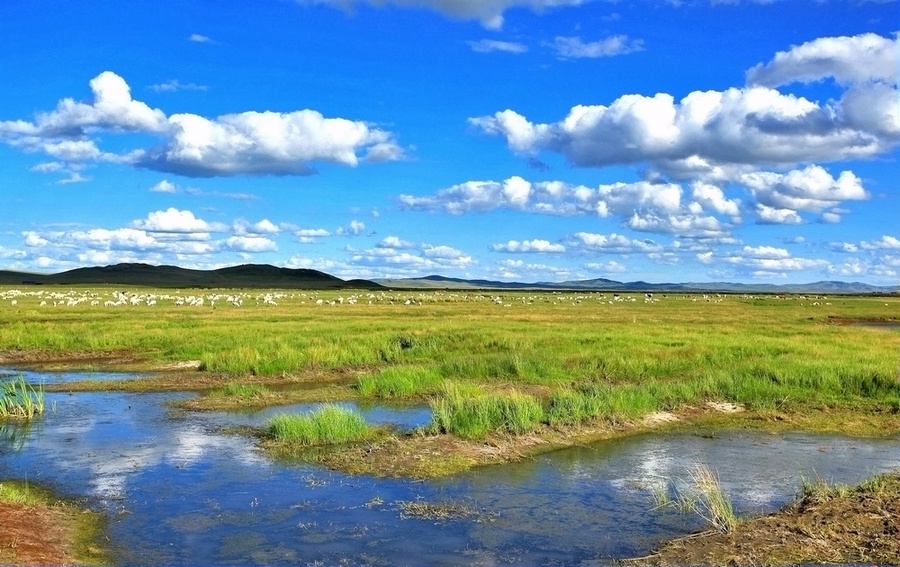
[0,484,109,566]
[635,471,900,566]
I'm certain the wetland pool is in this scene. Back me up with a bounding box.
[2,369,899,566]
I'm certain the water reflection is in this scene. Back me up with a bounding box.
[1,369,898,566]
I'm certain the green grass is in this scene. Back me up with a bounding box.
[0,480,41,505]
[212,382,270,398]
[356,365,443,398]
[266,404,373,446]
[430,381,544,438]
[0,375,44,419]
[2,287,898,440]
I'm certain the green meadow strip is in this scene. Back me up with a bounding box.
[356,365,443,398]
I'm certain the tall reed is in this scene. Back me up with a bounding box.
[0,376,44,419]
[672,464,738,533]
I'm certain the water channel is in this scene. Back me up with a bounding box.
[1,369,899,566]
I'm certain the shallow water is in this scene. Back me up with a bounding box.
[1,370,899,566]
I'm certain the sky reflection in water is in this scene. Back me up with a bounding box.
[1,370,898,566]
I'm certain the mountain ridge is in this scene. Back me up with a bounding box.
[0,264,896,294]
[0,263,382,289]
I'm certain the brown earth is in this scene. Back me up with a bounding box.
[635,472,900,566]
[0,500,108,566]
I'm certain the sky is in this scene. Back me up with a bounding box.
[0,1,898,285]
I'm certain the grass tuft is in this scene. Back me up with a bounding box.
[655,465,738,533]
[266,404,372,446]
[0,375,44,419]
[430,381,543,439]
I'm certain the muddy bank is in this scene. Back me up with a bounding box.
[635,471,900,566]
[0,481,109,566]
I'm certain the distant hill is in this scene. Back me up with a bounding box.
[0,264,896,294]
[375,275,899,294]
[0,263,382,289]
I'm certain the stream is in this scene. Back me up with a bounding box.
[1,369,899,566]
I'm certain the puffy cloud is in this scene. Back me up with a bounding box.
[625,211,727,237]
[472,86,893,168]
[754,204,803,225]
[337,219,366,236]
[490,239,566,253]
[422,244,471,262]
[746,32,898,87]
[827,260,867,277]
[401,175,736,237]
[471,33,900,170]
[740,245,791,259]
[349,240,473,270]
[294,0,587,29]
[233,219,280,235]
[131,208,225,233]
[740,165,867,213]
[7,71,168,138]
[223,236,278,253]
[567,232,662,253]
[150,180,177,193]
[400,176,676,216]
[377,236,416,249]
[467,39,528,54]
[861,235,900,250]
[139,109,402,177]
[690,182,741,217]
[549,35,644,59]
[0,72,404,178]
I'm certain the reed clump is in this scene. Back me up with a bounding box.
[0,376,44,419]
[656,464,738,533]
[266,405,372,446]
[429,381,543,439]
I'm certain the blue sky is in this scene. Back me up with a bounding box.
[1,1,898,285]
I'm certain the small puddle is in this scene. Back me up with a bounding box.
[0,367,142,384]
[1,370,898,565]
[854,321,900,330]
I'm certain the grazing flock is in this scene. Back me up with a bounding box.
[0,287,838,310]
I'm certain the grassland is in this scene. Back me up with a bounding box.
[1,286,898,475]
[1,285,898,565]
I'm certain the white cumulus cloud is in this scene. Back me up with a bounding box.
[491,239,566,253]
[131,208,225,234]
[0,72,404,178]
[470,33,900,170]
